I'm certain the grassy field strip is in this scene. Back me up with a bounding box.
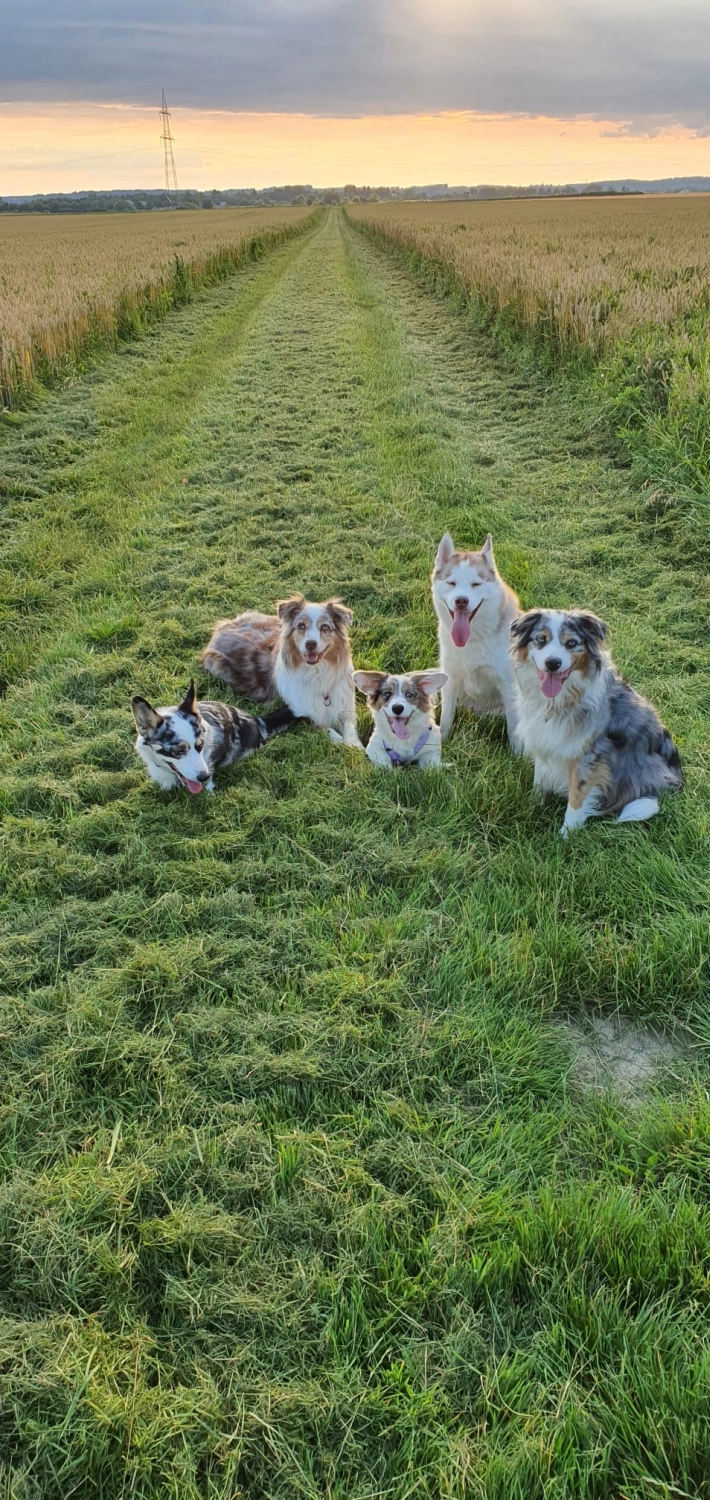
[0,224,324,693]
[347,197,710,549]
[0,206,317,407]
[0,208,709,1498]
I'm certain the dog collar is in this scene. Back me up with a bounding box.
[383,728,431,766]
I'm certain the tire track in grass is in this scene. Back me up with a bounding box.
[0,210,709,1500]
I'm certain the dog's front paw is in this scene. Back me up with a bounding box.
[328,728,344,744]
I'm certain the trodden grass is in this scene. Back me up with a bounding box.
[1,208,709,1498]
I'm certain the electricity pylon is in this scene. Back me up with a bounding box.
[159,90,179,201]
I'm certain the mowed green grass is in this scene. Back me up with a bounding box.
[1,209,709,1499]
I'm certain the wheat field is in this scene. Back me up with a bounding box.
[0,206,314,405]
[348,195,710,532]
[347,195,710,355]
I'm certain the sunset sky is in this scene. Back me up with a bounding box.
[2,0,709,192]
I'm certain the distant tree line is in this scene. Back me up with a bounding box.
[2,177,709,215]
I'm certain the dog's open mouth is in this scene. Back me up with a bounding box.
[448,600,482,648]
[169,761,203,794]
[387,713,412,741]
[304,649,324,666]
[536,665,572,699]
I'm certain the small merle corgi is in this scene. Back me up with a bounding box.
[132,680,295,793]
[353,670,449,768]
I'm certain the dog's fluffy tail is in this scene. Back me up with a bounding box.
[257,707,297,742]
[616,796,660,824]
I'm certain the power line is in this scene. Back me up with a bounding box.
[159,89,179,200]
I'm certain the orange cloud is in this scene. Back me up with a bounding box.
[2,102,709,193]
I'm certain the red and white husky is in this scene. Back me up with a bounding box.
[431,533,521,747]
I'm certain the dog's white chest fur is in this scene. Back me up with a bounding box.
[437,605,512,696]
[435,598,520,747]
[366,711,442,768]
[515,673,608,794]
[275,654,357,738]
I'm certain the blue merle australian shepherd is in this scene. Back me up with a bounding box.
[132,680,295,793]
[510,609,682,836]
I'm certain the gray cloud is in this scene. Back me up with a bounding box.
[1,0,709,124]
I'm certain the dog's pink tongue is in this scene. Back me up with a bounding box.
[541,672,565,699]
[184,778,203,794]
[391,717,410,740]
[451,609,471,648]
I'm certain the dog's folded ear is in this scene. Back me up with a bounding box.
[571,611,607,647]
[353,670,387,698]
[510,609,543,647]
[132,696,163,735]
[435,533,455,569]
[277,594,306,625]
[325,598,353,631]
[411,670,449,696]
[178,679,198,717]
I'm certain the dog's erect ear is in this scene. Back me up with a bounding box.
[132,696,163,736]
[353,670,388,698]
[178,679,198,717]
[571,612,607,650]
[435,534,455,570]
[277,594,306,626]
[510,610,544,648]
[480,533,495,563]
[325,598,353,632]
[410,670,449,697]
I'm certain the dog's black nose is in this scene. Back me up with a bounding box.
[545,656,562,672]
[454,596,469,610]
[197,770,210,783]
[391,704,404,715]
[305,638,318,651]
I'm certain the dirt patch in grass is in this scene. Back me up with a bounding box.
[560,1013,691,1102]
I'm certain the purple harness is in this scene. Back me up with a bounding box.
[383,728,431,766]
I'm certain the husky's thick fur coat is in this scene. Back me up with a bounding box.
[132,680,294,793]
[201,595,361,747]
[431,533,521,747]
[354,670,448,768]
[510,609,683,834]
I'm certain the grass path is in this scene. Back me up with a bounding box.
[1,209,709,1499]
